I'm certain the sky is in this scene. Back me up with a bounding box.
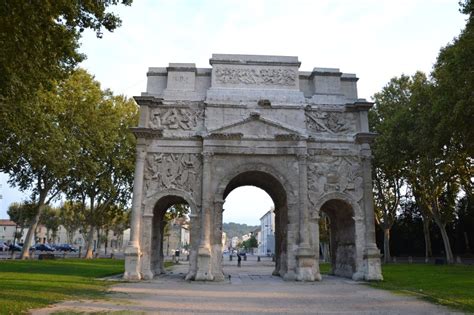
[0,0,468,224]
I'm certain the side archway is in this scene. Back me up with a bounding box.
[141,190,199,280]
[314,192,362,279]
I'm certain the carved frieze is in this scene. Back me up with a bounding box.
[215,68,297,86]
[149,108,203,130]
[144,153,202,199]
[305,111,354,134]
[307,154,363,207]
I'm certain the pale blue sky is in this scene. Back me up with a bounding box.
[0,0,468,223]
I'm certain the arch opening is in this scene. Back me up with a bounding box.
[320,199,356,278]
[150,195,190,277]
[220,171,289,277]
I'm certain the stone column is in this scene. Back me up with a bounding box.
[195,151,214,280]
[296,153,316,281]
[360,144,383,281]
[211,199,225,281]
[297,153,310,248]
[309,211,322,281]
[124,143,147,280]
[139,214,154,280]
[185,212,199,280]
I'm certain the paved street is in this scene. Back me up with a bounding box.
[33,257,459,314]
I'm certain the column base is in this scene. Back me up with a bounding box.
[283,270,297,281]
[296,246,318,281]
[124,246,141,281]
[195,247,214,281]
[363,245,383,281]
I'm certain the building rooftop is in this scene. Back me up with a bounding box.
[0,219,16,226]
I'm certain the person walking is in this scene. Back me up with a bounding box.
[237,252,242,267]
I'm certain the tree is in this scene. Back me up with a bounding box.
[1,81,83,258]
[64,72,137,258]
[59,201,85,244]
[432,0,474,205]
[40,207,61,244]
[370,97,404,263]
[372,73,457,263]
[7,202,37,245]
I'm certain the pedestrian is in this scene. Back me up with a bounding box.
[237,252,242,267]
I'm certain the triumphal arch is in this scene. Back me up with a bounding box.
[124,54,383,282]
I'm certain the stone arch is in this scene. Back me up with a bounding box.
[143,190,198,279]
[315,192,362,278]
[216,162,297,204]
[144,188,199,216]
[215,162,294,278]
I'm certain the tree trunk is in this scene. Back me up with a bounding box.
[104,229,109,255]
[422,218,432,261]
[464,232,471,254]
[383,228,391,263]
[96,227,101,254]
[437,222,454,264]
[67,230,73,244]
[20,202,46,259]
[84,225,95,259]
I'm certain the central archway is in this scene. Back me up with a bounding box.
[219,170,289,277]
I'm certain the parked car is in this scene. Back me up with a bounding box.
[0,242,9,251]
[32,244,55,252]
[56,244,77,252]
[9,244,22,252]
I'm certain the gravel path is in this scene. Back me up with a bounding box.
[32,259,459,314]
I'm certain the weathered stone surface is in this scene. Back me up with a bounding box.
[124,53,382,282]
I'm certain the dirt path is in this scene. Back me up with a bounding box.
[31,259,459,314]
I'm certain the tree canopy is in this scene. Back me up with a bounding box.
[0,0,132,103]
[370,1,474,263]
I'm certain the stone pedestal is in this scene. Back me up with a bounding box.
[124,246,141,280]
[195,247,214,281]
[296,246,319,281]
[363,246,383,281]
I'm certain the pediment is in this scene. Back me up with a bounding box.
[208,112,304,139]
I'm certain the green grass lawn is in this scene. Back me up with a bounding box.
[370,264,474,313]
[319,262,474,312]
[0,258,124,315]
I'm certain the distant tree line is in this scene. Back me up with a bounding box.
[223,222,259,240]
[371,0,473,263]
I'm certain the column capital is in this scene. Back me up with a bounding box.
[202,151,214,162]
[296,153,308,162]
[136,147,147,162]
[214,199,225,205]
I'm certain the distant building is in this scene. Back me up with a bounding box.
[162,217,190,257]
[222,231,227,251]
[252,227,261,254]
[259,208,275,256]
[231,236,240,249]
[0,220,16,244]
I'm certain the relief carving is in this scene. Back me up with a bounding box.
[305,111,354,134]
[144,153,202,199]
[307,155,363,206]
[215,68,296,86]
[149,108,203,130]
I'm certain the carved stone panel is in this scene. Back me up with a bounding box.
[215,68,297,87]
[305,111,355,134]
[149,107,203,130]
[144,153,202,199]
[307,154,363,207]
